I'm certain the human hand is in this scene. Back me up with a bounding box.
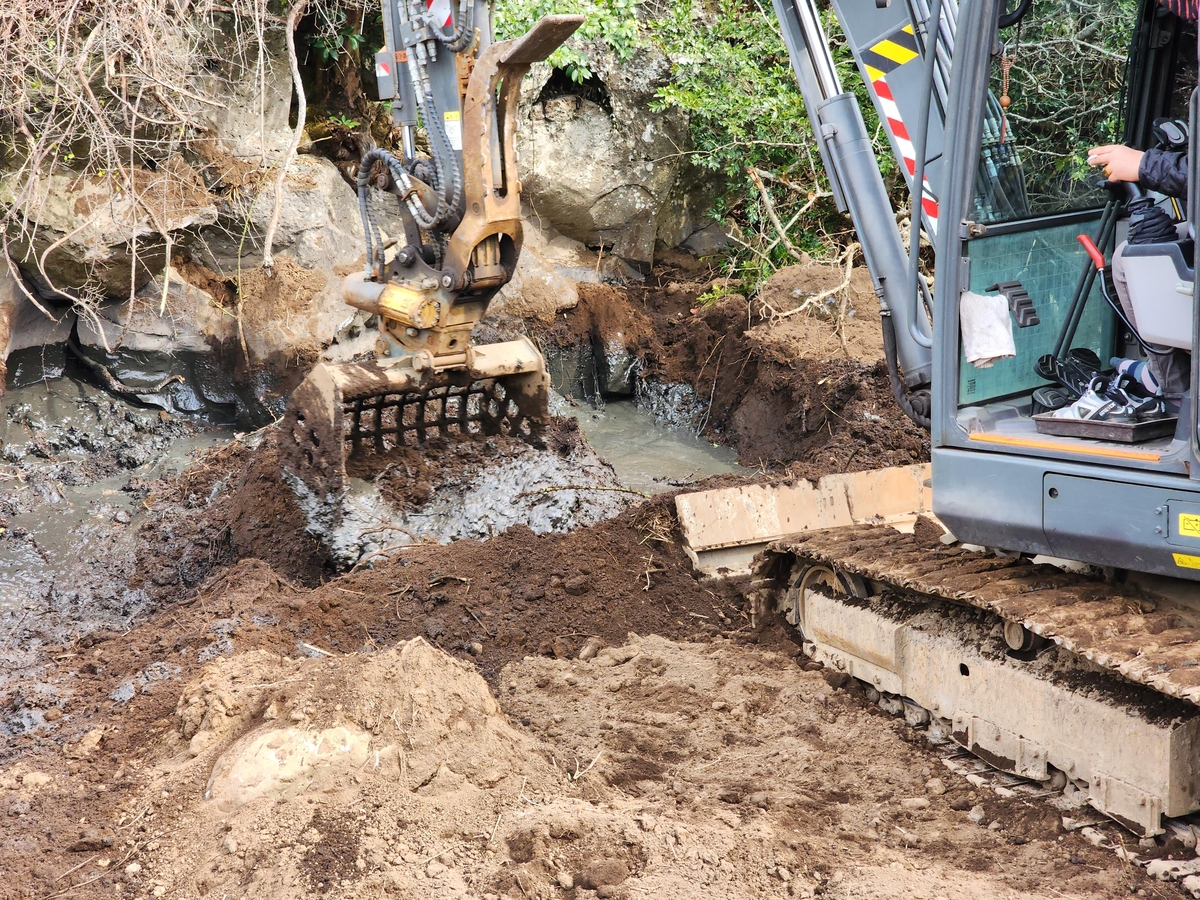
[1087,145,1144,182]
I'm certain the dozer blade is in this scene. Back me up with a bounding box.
[279,336,549,506]
[675,463,933,578]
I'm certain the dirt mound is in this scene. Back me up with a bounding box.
[136,417,630,588]
[141,638,552,895]
[3,635,1143,900]
[537,259,929,474]
[134,436,330,592]
[751,262,884,364]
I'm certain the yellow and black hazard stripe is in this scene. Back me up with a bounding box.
[861,24,920,83]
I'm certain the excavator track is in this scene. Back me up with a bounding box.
[747,522,1200,836]
[755,523,1200,706]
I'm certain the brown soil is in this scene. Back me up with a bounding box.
[537,253,929,474]
[0,424,1184,900]
[0,256,1176,900]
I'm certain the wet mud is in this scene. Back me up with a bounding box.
[534,252,930,474]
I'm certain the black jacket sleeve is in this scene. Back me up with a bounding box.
[1138,148,1189,197]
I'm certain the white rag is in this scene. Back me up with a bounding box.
[959,290,1016,369]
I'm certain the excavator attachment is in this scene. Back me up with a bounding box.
[282,340,548,503]
[281,12,581,501]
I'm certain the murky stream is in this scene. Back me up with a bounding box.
[560,397,740,493]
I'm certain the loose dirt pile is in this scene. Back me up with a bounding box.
[534,254,929,474]
[133,419,630,592]
[1,628,1165,900]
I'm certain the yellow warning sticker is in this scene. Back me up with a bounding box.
[1180,513,1200,538]
[1173,553,1200,570]
[443,111,462,151]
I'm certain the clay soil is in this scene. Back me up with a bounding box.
[536,252,929,475]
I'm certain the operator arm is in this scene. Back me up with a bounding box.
[1088,144,1188,196]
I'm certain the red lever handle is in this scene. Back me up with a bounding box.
[1077,234,1106,270]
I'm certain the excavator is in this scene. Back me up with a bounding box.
[280,0,1200,839]
[675,0,1200,838]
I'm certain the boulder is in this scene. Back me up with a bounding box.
[0,262,75,390]
[77,266,234,354]
[1,156,217,299]
[490,224,581,321]
[181,156,371,367]
[517,43,702,266]
[185,155,364,275]
[191,31,295,161]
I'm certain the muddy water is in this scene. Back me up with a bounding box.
[0,368,234,618]
[560,397,739,493]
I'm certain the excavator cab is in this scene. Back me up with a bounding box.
[280,4,583,504]
[929,0,1200,578]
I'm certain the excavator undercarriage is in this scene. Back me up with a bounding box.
[677,469,1200,836]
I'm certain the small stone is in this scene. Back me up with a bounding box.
[222,835,238,855]
[596,887,620,899]
[426,860,447,878]
[776,866,791,881]
[925,778,946,796]
[900,798,930,810]
[125,862,142,876]
[557,871,575,890]
[67,826,113,852]
[468,642,483,657]
[152,887,166,898]
[578,637,603,661]
[949,797,971,811]
[65,729,103,759]
[112,510,131,525]
[43,708,62,723]
[712,701,727,711]
[988,821,1003,831]
[582,859,629,889]
[563,575,592,596]
[21,772,51,789]
[968,805,987,825]
[424,619,446,641]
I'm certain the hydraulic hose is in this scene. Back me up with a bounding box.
[433,0,475,53]
[358,147,452,277]
[882,312,932,430]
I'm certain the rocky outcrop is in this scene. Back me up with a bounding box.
[76,266,234,355]
[517,43,712,267]
[1,157,217,300]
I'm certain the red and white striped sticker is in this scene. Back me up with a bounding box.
[427,0,454,29]
[861,24,939,234]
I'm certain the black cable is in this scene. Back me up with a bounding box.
[882,313,932,430]
[1095,265,1177,357]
